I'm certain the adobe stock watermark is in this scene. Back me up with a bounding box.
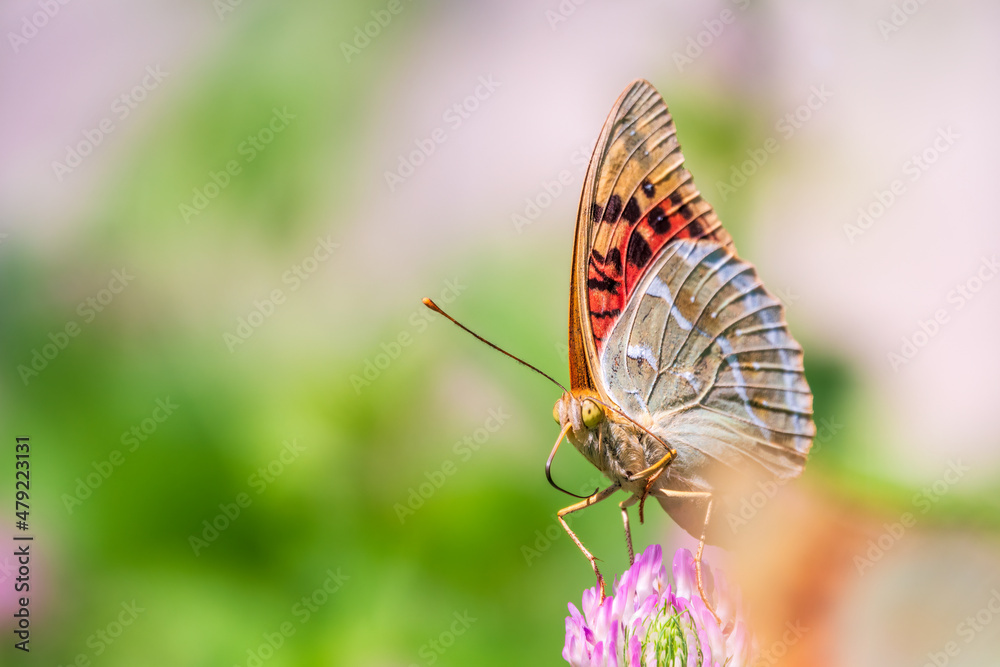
[189,439,306,555]
[17,268,134,386]
[544,0,589,30]
[887,254,997,371]
[222,234,339,352]
[725,415,843,534]
[233,567,349,667]
[56,600,145,666]
[394,407,511,523]
[349,277,466,394]
[384,76,501,192]
[673,0,751,72]
[52,65,169,181]
[853,459,969,575]
[522,512,577,567]
[179,106,296,223]
[8,0,74,54]
[715,84,833,202]
[755,619,809,666]
[511,142,594,234]
[61,397,180,514]
[213,0,251,21]
[923,589,1000,667]
[773,285,802,308]
[407,611,478,667]
[340,0,413,62]
[521,475,603,566]
[877,0,932,41]
[843,126,959,243]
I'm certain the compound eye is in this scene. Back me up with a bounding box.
[581,399,604,429]
[552,402,561,424]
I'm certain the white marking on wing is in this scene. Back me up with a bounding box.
[627,344,659,371]
[646,276,692,331]
[668,368,701,394]
[622,387,649,411]
[714,335,769,433]
[642,260,717,405]
[680,370,700,391]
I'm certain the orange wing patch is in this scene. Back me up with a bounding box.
[569,80,735,391]
[586,178,731,347]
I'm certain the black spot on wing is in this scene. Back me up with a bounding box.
[591,203,603,222]
[622,197,641,223]
[626,233,652,267]
[591,308,621,319]
[589,254,611,275]
[606,247,622,273]
[648,206,670,234]
[642,180,656,197]
[603,194,622,222]
[587,275,619,292]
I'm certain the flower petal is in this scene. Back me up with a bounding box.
[563,545,758,666]
[627,633,641,666]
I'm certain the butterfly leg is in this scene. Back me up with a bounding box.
[557,482,621,599]
[628,447,677,523]
[653,488,720,623]
[619,494,638,566]
[695,497,721,625]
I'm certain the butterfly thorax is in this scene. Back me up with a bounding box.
[554,391,666,494]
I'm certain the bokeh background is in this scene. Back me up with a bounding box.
[2,0,1000,665]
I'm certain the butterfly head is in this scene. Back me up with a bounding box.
[551,390,653,488]
[553,390,606,439]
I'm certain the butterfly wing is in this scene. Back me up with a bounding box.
[571,80,814,542]
[569,80,734,397]
[600,238,814,541]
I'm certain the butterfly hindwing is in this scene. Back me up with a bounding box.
[600,237,814,540]
[600,238,813,469]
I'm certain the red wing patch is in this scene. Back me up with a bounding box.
[579,83,734,349]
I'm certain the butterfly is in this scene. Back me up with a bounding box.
[426,79,814,608]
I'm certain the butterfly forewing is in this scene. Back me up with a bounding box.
[570,80,737,398]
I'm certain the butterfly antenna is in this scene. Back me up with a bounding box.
[422,298,569,394]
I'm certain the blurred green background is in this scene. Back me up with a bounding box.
[2,0,1000,665]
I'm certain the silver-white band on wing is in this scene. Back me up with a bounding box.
[600,237,815,541]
